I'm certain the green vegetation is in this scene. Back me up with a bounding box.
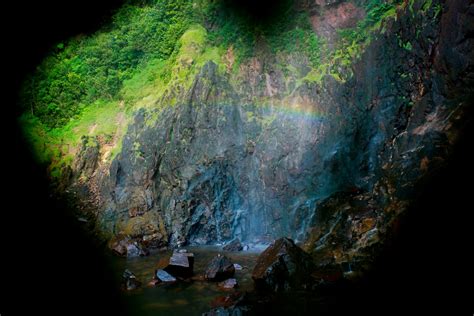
[19,2,225,169]
[203,0,321,69]
[20,98,129,175]
[121,24,225,109]
[22,0,195,128]
[20,0,420,179]
[162,24,226,102]
[266,17,322,68]
[300,0,402,84]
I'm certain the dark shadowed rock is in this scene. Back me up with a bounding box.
[205,254,235,281]
[122,269,141,291]
[110,236,128,257]
[205,292,250,316]
[252,237,316,292]
[73,136,100,180]
[202,306,249,316]
[163,252,195,278]
[209,292,244,309]
[223,239,243,252]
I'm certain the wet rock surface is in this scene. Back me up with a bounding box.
[208,292,246,310]
[202,305,250,316]
[233,263,243,271]
[205,254,236,282]
[252,238,316,292]
[163,251,195,278]
[223,239,243,252]
[115,246,261,315]
[62,0,474,287]
[122,269,141,291]
[109,235,149,258]
[155,269,177,283]
[218,278,238,289]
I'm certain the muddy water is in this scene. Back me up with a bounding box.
[114,246,262,316]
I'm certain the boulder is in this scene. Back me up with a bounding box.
[109,235,129,256]
[233,263,243,270]
[126,242,149,257]
[122,269,141,291]
[205,254,235,281]
[109,235,148,257]
[205,292,250,315]
[163,252,195,278]
[223,239,243,252]
[252,238,316,292]
[155,269,177,283]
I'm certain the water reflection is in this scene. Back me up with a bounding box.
[114,246,262,316]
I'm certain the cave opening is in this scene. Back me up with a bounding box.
[2,0,473,315]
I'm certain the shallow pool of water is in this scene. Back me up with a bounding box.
[114,246,262,316]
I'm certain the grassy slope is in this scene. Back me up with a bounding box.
[20,0,434,179]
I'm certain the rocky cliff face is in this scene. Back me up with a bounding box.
[67,0,473,271]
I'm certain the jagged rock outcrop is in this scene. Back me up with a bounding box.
[223,239,243,252]
[122,269,141,291]
[109,234,149,257]
[162,251,195,278]
[66,0,473,275]
[252,238,316,292]
[205,255,236,281]
[73,136,100,181]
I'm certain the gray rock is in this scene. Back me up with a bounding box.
[155,269,177,283]
[218,278,238,289]
[205,254,235,281]
[126,243,141,258]
[110,235,148,257]
[122,269,141,291]
[223,239,243,252]
[164,252,194,278]
[233,263,243,271]
[61,0,474,278]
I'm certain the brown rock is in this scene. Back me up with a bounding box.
[148,279,160,287]
[352,217,376,236]
[209,292,243,308]
[252,237,316,292]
